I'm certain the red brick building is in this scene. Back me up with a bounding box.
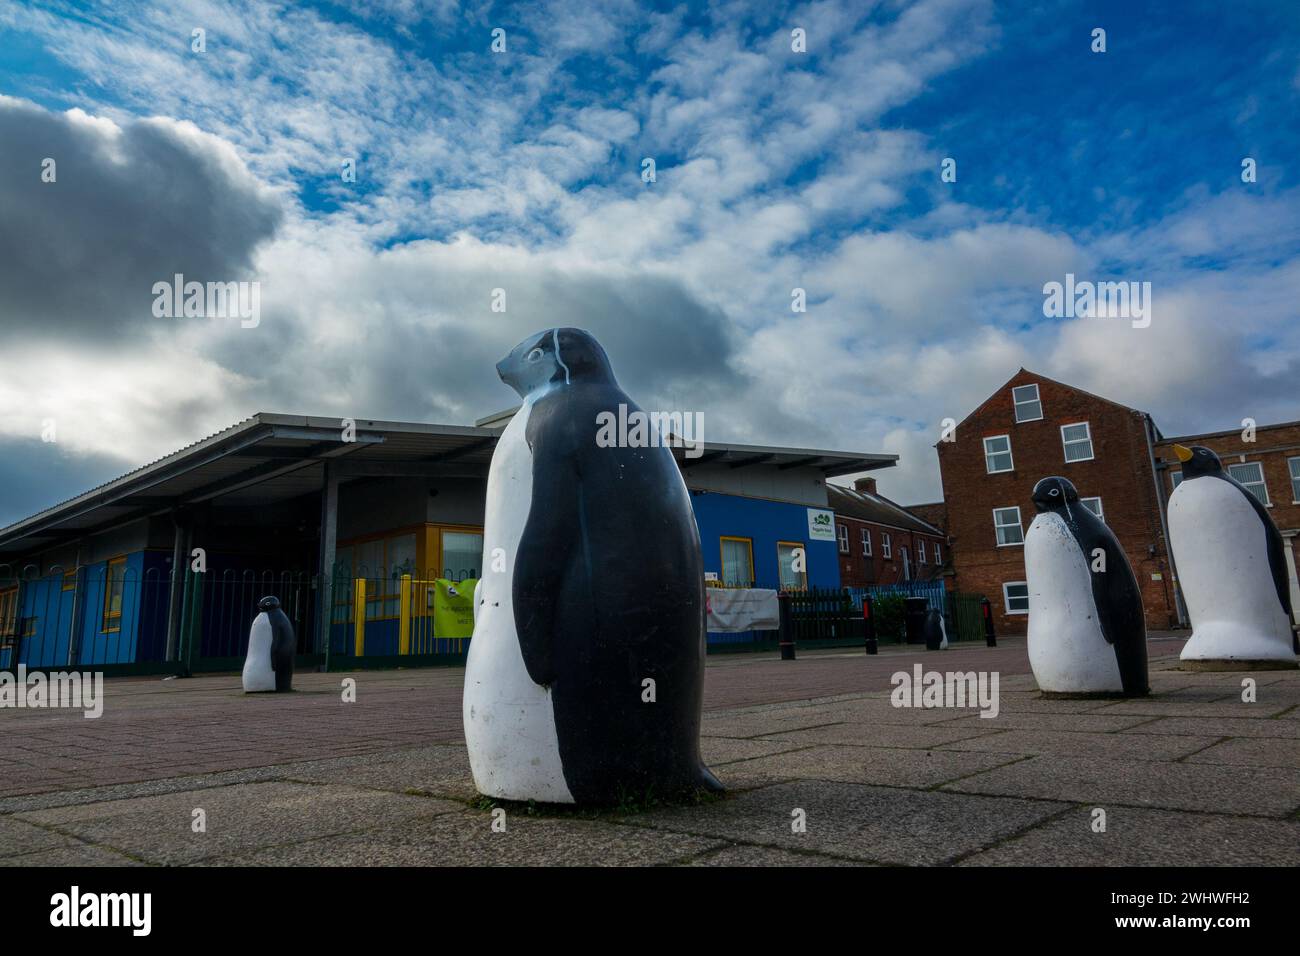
[936,368,1300,634]
[829,478,946,587]
[936,370,1178,633]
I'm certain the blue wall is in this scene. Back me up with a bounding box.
[689,491,840,589]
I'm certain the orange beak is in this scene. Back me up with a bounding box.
[1173,444,1194,463]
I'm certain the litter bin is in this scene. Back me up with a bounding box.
[904,597,929,645]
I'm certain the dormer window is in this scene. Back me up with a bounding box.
[1012,383,1043,422]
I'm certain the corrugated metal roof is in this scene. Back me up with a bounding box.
[0,410,895,556]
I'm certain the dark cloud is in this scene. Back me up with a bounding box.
[0,437,128,530]
[0,98,282,343]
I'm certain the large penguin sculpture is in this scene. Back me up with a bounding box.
[463,327,723,805]
[241,596,296,693]
[1025,476,1148,696]
[1168,444,1298,667]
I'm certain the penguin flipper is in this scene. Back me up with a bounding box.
[1085,522,1148,695]
[514,396,581,688]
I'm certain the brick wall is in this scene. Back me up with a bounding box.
[937,369,1180,634]
[834,513,946,588]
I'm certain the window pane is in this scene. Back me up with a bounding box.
[985,436,1009,452]
[721,539,752,586]
[1171,471,1183,489]
[1081,497,1103,517]
[984,436,1013,472]
[1290,458,1300,501]
[1012,385,1042,422]
[441,531,482,580]
[1062,424,1089,442]
[994,508,1023,545]
[1004,582,1029,613]
[777,543,807,590]
[1227,462,1269,504]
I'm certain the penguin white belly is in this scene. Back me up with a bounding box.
[242,615,275,693]
[1170,479,1295,662]
[463,403,573,803]
[1025,512,1123,693]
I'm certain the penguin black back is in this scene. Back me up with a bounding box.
[1031,476,1148,695]
[1173,444,1294,650]
[258,595,296,693]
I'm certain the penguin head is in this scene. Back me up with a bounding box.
[1173,443,1221,478]
[1031,475,1079,513]
[496,328,616,398]
[257,596,281,612]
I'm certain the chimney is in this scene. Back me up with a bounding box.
[854,476,877,495]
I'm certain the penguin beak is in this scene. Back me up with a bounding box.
[1173,444,1194,463]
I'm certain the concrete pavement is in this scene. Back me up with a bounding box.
[1,633,1296,866]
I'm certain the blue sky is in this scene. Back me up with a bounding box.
[0,0,1298,524]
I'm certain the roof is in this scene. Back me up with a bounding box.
[1160,419,1300,444]
[0,413,501,560]
[0,412,895,559]
[944,367,1158,445]
[826,483,944,537]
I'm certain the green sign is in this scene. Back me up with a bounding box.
[433,578,477,638]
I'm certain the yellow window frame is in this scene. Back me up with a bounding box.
[719,536,754,588]
[776,540,809,592]
[103,556,126,633]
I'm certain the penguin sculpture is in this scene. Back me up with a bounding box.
[463,327,723,805]
[922,607,948,650]
[1168,444,1298,668]
[1024,476,1148,696]
[241,596,296,693]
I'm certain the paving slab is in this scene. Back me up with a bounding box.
[1118,716,1300,740]
[763,722,1006,750]
[1181,736,1300,769]
[16,781,462,865]
[958,806,1300,866]
[943,755,1300,817]
[629,780,1069,865]
[204,811,725,866]
[704,744,1025,791]
[0,816,80,858]
[0,844,144,867]
[944,711,1163,733]
[276,746,480,802]
[934,729,1220,761]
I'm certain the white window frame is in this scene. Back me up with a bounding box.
[1012,383,1043,423]
[1170,470,1183,491]
[993,507,1024,547]
[881,532,892,559]
[1081,496,1104,519]
[1227,461,1270,506]
[983,434,1014,474]
[1003,581,1029,615]
[861,528,872,557]
[837,523,850,554]
[933,541,942,564]
[1289,456,1300,504]
[917,540,926,564]
[1061,421,1094,463]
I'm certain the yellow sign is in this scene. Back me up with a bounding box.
[433,579,477,638]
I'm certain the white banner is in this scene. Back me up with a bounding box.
[706,587,780,632]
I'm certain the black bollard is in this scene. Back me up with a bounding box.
[863,595,878,655]
[778,590,796,660]
[981,596,997,647]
